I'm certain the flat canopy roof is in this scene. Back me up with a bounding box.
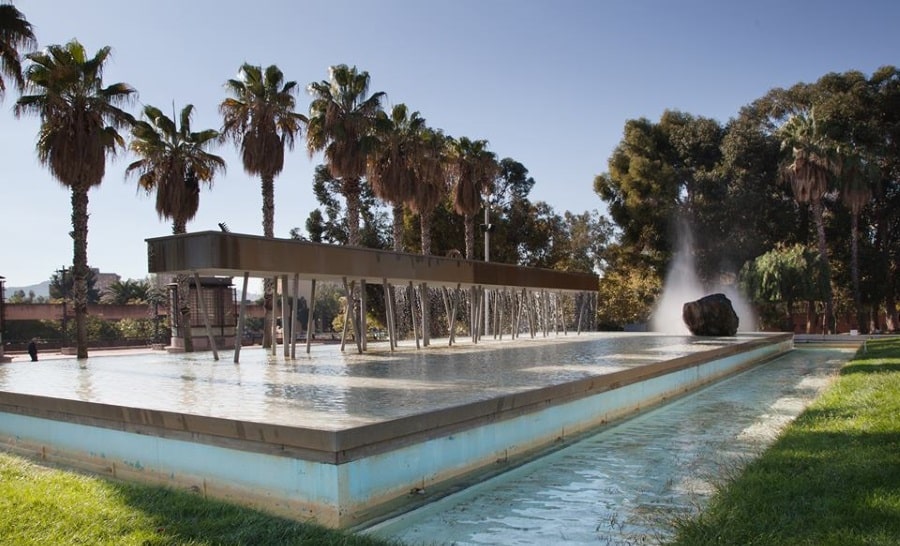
[146,231,598,293]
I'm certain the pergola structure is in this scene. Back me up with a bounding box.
[146,231,599,362]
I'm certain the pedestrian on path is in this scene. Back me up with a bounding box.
[27,339,38,361]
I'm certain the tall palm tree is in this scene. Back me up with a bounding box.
[307,64,385,247]
[0,2,35,100]
[409,127,451,255]
[367,103,426,251]
[220,63,306,347]
[128,104,225,232]
[15,40,136,359]
[838,148,877,332]
[451,137,499,259]
[778,110,839,333]
[127,104,225,352]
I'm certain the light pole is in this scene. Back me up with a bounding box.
[482,198,493,336]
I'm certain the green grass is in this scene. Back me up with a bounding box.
[669,337,900,546]
[0,453,399,545]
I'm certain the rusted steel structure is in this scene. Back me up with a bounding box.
[146,231,599,361]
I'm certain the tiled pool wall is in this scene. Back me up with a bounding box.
[0,334,792,529]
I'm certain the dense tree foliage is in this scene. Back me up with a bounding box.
[595,66,900,333]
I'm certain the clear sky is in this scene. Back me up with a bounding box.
[1,0,897,288]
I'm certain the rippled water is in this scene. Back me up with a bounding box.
[0,332,754,431]
[369,347,852,545]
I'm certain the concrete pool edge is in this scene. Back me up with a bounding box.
[0,333,793,528]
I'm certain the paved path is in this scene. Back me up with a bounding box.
[371,346,854,545]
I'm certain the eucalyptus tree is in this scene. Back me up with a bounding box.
[777,110,839,333]
[302,163,390,248]
[15,39,136,359]
[367,103,426,251]
[127,104,225,351]
[0,2,35,101]
[593,112,724,279]
[307,64,385,247]
[221,63,306,347]
[867,66,900,330]
[450,136,498,259]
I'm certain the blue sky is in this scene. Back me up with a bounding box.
[2,0,898,288]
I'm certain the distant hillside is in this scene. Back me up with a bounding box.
[5,281,50,300]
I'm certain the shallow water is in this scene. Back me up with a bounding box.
[369,346,851,545]
[0,332,754,431]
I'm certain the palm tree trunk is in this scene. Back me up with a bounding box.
[850,211,865,333]
[420,210,433,256]
[464,213,475,259]
[345,177,362,246]
[392,202,404,252]
[71,187,90,359]
[885,294,898,332]
[261,174,275,348]
[811,199,834,334]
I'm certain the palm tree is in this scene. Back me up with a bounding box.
[15,40,136,359]
[778,110,839,333]
[409,127,451,255]
[126,104,225,352]
[103,279,151,305]
[367,103,426,251]
[838,148,877,332]
[451,137,499,259]
[128,104,225,232]
[0,2,35,100]
[307,64,385,247]
[220,63,306,347]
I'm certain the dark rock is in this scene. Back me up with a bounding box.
[682,293,739,336]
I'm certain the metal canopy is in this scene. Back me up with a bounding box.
[146,231,599,293]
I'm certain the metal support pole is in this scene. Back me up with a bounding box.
[383,279,395,351]
[448,284,461,346]
[498,289,506,340]
[290,274,299,359]
[420,282,430,347]
[282,275,289,358]
[270,276,278,356]
[360,279,367,353]
[233,272,248,364]
[306,279,316,354]
[409,281,419,349]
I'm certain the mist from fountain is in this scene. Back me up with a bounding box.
[650,224,757,334]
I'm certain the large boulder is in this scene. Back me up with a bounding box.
[682,293,739,336]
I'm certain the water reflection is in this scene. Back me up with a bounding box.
[0,333,763,431]
[376,347,851,545]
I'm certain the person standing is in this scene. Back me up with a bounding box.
[27,339,38,362]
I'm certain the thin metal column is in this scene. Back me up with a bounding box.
[233,272,248,364]
[306,279,316,354]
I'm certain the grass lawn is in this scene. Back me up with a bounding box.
[669,336,900,545]
[0,451,399,545]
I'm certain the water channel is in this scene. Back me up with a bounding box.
[369,346,854,545]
